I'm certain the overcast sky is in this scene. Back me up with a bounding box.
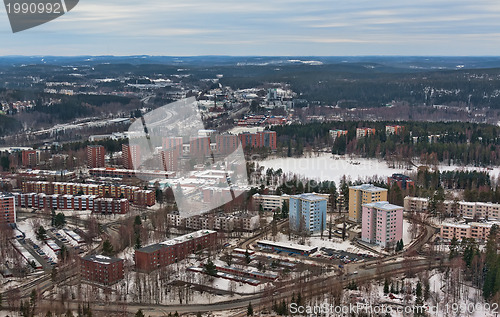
[1,0,500,56]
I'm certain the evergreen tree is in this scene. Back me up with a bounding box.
[449,236,459,259]
[102,239,114,256]
[247,302,253,316]
[135,309,145,317]
[204,260,217,276]
[384,278,390,294]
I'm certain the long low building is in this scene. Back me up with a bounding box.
[256,240,317,256]
[135,230,217,272]
[404,196,500,220]
[22,181,155,206]
[89,167,176,179]
[440,221,499,242]
[13,192,129,214]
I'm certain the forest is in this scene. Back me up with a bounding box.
[272,121,500,166]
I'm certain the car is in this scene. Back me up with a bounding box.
[338,264,344,268]
[352,271,358,275]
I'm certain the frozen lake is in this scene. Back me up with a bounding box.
[258,154,500,185]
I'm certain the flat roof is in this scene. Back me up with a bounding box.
[290,193,327,202]
[350,184,388,192]
[137,230,216,253]
[363,201,403,211]
[82,254,123,264]
[257,240,317,252]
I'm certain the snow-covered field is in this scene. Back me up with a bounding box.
[258,154,500,185]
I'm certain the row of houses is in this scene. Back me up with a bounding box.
[21,181,155,206]
[167,212,260,232]
[404,196,500,220]
[13,192,130,214]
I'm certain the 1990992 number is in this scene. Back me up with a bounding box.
[5,2,62,14]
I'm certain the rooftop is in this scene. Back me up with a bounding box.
[82,254,123,264]
[137,230,216,253]
[257,240,317,252]
[290,193,327,202]
[363,201,403,211]
[350,184,388,192]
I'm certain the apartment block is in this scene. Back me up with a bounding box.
[403,196,429,213]
[403,196,500,220]
[89,167,175,179]
[329,129,348,141]
[349,184,388,222]
[252,193,290,211]
[356,128,376,139]
[162,137,183,157]
[87,145,105,168]
[289,193,327,234]
[385,125,404,135]
[216,134,240,155]
[135,230,217,272]
[122,144,141,169]
[22,181,155,206]
[80,254,124,285]
[0,193,16,224]
[361,201,403,248]
[440,222,498,242]
[21,150,39,168]
[388,174,414,190]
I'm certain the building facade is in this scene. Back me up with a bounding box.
[216,134,240,155]
[135,230,217,272]
[440,222,498,242]
[387,173,414,190]
[252,193,290,211]
[80,254,124,285]
[0,193,16,224]
[356,128,376,139]
[22,181,155,206]
[349,184,388,222]
[385,125,404,135]
[404,196,500,220]
[21,150,39,168]
[87,145,105,168]
[289,193,327,234]
[329,129,348,141]
[122,144,141,169]
[361,201,403,248]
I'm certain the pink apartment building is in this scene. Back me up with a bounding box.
[362,201,403,248]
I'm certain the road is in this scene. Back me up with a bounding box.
[46,255,447,316]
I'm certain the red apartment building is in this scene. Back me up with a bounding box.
[0,193,16,224]
[216,134,240,155]
[161,149,179,172]
[238,131,277,150]
[13,192,130,214]
[162,137,183,156]
[80,254,124,285]
[87,145,106,168]
[135,230,217,272]
[22,181,155,206]
[21,150,38,168]
[189,136,211,157]
[122,144,141,169]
